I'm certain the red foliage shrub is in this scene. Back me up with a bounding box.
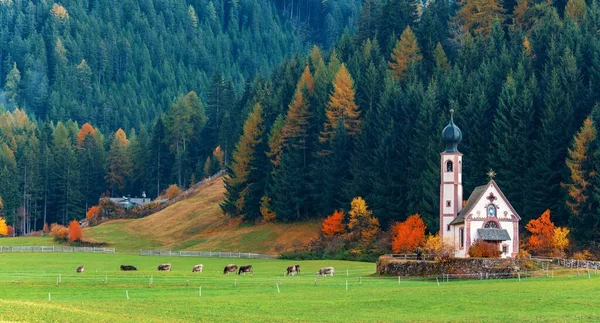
[468,239,501,258]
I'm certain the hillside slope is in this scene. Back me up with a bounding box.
[84,176,319,254]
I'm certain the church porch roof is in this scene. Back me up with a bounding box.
[477,228,511,241]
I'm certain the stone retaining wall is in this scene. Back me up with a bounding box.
[377,255,520,276]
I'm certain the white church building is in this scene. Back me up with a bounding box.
[439,110,520,258]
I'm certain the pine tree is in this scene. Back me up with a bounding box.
[4,62,21,107]
[389,26,423,81]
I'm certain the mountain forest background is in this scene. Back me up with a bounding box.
[0,0,599,249]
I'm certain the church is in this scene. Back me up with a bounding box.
[439,110,520,258]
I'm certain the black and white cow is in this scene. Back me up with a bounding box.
[157,264,171,271]
[238,265,253,275]
[286,264,300,276]
[76,265,85,273]
[316,267,334,276]
[120,265,137,271]
[223,264,237,274]
[192,264,203,273]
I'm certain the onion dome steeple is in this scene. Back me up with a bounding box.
[442,109,462,153]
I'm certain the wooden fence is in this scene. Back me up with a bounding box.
[0,246,116,253]
[140,249,277,259]
[387,253,437,261]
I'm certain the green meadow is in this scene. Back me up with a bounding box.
[0,252,598,322]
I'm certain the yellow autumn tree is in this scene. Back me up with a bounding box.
[455,0,505,37]
[347,197,380,248]
[565,0,587,25]
[320,64,360,144]
[213,146,224,169]
[552,227,570,257]
[564,117,597,217]
[0,217,7,236]
[389,26,423,81]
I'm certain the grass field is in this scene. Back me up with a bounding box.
[0,253,599,322]
[84,177,320,254]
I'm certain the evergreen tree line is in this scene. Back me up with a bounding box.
[0,71,245,234]
[222,0,600,246]
[0,0,356,132]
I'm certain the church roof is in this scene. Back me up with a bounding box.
[477,228,511,241]
[441,109,462,153]
[449,184,488,225]
[450,179,521,225]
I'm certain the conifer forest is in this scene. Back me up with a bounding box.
[1,0,600,249]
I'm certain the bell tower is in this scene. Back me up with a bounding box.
[439,109,463,239]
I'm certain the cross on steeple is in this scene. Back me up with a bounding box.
[487,169,496,181]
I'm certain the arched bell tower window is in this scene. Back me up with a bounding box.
[487,204,497,217]
[446,160,453,172]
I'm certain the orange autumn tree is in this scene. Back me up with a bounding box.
[68,220,83,242]
[525,209,555,255]
[86,205,100,223]
[77,122,97,145]
[322,209,346,236]
[391,214,426,253]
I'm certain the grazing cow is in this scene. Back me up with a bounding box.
[76,266,85,273]
[316,267,334,277]
[223,264,237,274]
[286,264,300,276]
[157,264,171,271]
[238,265,253,275]
[192,264,203,273]
[120,265,137,271]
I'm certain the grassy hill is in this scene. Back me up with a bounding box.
[84,176,320,254]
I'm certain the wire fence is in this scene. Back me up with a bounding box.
[530,256,600,269]
[0,266,597,303]
[140,249,278,259]
[0,246,115,253]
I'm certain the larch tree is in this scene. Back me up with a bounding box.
[565,0,586,24]
[320,64,361,145]
[389,26,423,81]
[105,129,132,196]
[564,116,599,242]
[76,123,97,146]
[221,103,265,218]
[455,0,505,38]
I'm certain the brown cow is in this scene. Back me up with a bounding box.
[286,264,300,276]
[238,265,253,275]
[76,265,85,273]
[223,264,237,274]
[157,264,171,271]
[192,264,203,273]
[120,265,137,271]
[316,267,334,276]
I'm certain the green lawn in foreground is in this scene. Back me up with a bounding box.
[0,253,598,322]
